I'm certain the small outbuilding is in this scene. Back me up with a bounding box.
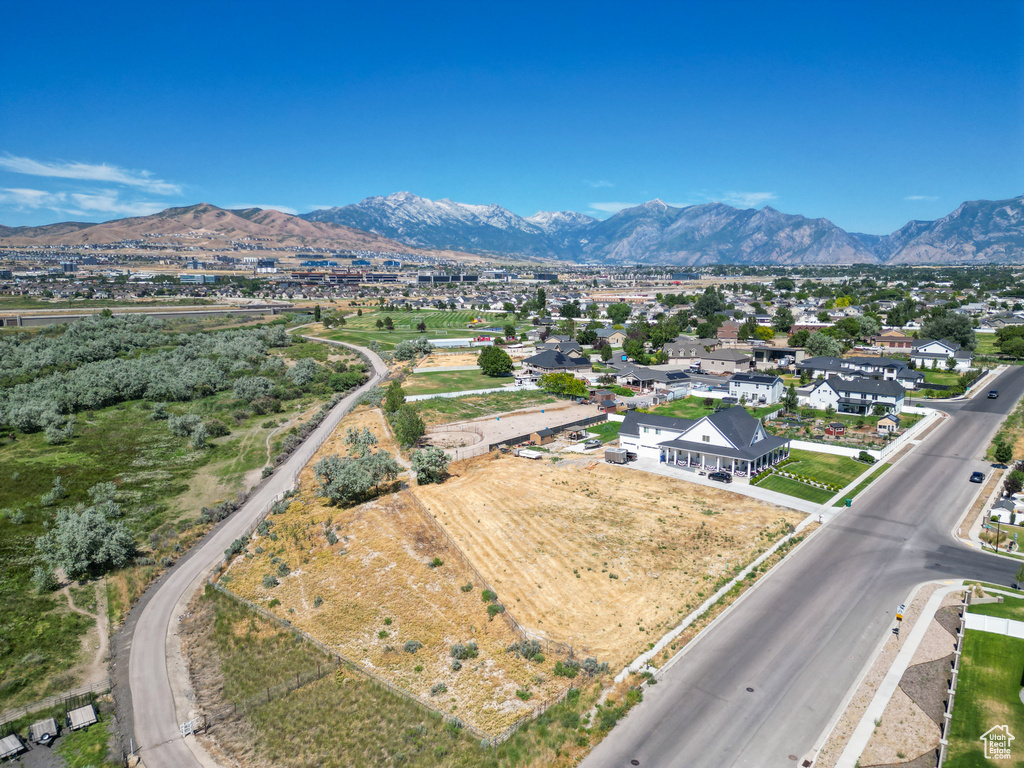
[30,717,59,745]
[876,414,901,434]
[825,422,846,437]
[530,428,555,445]
[67,704,98,731]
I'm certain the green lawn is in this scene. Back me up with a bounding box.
[756,474,835,504]
[648,397,716,419]
[975,333,999,357]
[944,631,1024,767]
[968,592,1024,622]
[403,369,512,396]
[923,369,962,387]
[832,462,892,506]
[319,310,519,351]
[786,448,871,487]
[586,421,622,443]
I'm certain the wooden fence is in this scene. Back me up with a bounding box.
[0,678,111,728]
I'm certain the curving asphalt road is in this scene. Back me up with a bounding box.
[122,341,388,768]
[582,367,1024,768]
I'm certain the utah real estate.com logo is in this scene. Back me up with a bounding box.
[980,725,1014,760]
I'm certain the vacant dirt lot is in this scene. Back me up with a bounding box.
[428,401,602,448]
[413,454,804,667]
[416,352,481,368]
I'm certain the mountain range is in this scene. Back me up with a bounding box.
[2,193,1022,266]
[303,192,1024,265]
[0,203,417,254]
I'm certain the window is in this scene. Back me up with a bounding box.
[702,435,710,443]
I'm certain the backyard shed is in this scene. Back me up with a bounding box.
[67,704,98,731]
[30,717,59,744]
[876,413,900,434]
[825,422,846,437]
[530,428,555,445]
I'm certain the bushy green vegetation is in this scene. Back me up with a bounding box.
[0,317,360,705]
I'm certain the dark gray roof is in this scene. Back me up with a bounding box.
[596,327,625,338]
[729,372,783,385]
[522,350,591,369]
[702,349,751,362]
[815,377,906,397]
[706,405,762,448]
[615,363,690,384]
[619,410,695,438]
[912,338,961,352]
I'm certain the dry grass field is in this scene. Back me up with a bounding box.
[221,408,573,734]
[416,352,481,368]
[413,454,805,667]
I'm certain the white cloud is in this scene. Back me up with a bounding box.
[719,191,778,208]
[233,203,299,215]
[589,201,639,214]
[584,179,614,189]
[0,188,68,210]
[69,192,166,217]
[0,153,182,195]
[905,195,939,201]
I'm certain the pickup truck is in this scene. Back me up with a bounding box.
[583,439,602,450]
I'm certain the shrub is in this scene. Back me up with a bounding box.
[516,689,532,701]
[203,418,230,438]
[313,595,323,608]
[460,583,473,593]
[262,574,279,588]
[554,659,580,678]
[430,682,447,696]
[582,657,610,677]
[508,639,542,660]
[451,659,462,671]
[225,538,247,558]
[404,640,423,654]
[481,589,497,603]
[450,642,479,660]
[379,630,389,639]
[487,603,506,620]
[268,598,281,608]
[857,450,876,464]
[429,557,444,568]
[276,562,290,577]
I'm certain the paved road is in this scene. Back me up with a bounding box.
[582,368,1024,768]
[124,342,388,768]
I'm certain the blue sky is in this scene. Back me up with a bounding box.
[1,1,1021,234]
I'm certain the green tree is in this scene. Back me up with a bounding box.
[538,372,587,397]
[623,338,645,360]
[806,331,843,357]
[694,287,725,318]
[772,307,795,333]
[313,304,321,322]
[477,346,514,377]
[782,384,799,413]
[391,404,426,447]
[921,312,976,350]
[233,375,274,403]
[995,441,1013,465]
[383,316,395,332]
[789,329,810,347]
[606,303,631,324]
[314,455,372,505]
[416,320,427,332]
[375,318,384,330]
[503,323,516,339]
[36,505,136,580]
[577,328,598,346]
[754,326,774,342]
[411,446,451,485]
[384,381,406,413]
[600,344,613,362]
[560,301,581,319]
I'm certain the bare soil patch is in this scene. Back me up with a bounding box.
[900,653,953,725]
[411,454,803,667]
[417,352,481,368]
[858,688,941,767]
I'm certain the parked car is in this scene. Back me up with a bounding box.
[988,390,999,399]
[583,439,602,450]
[626,451,638,462]
[708,471,732,483]
[970,471,985,483]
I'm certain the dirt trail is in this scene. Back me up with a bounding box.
[63,582,110,686]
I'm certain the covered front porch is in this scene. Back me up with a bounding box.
[657,443,790,478]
